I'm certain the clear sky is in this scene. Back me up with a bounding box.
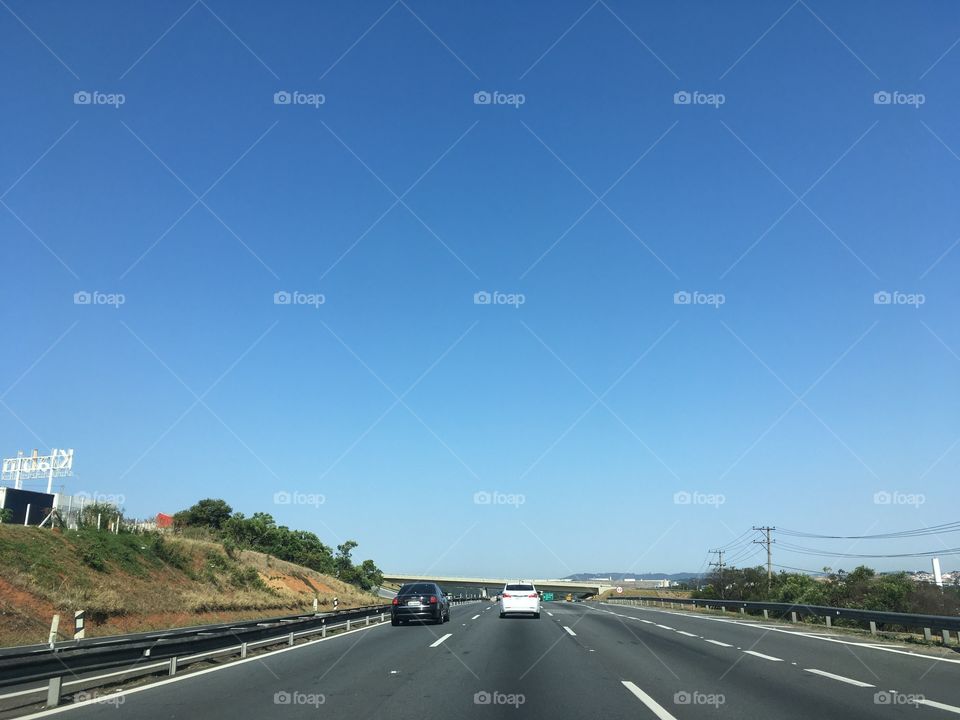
[2,1,959,577]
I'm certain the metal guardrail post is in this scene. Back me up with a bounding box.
[346,619,351,631]
[942,630,951,644]
[380,613,385,622]
[763,610,769,619]
[869,621,878,635]
[241,642,247,658]
[168,657,177,676]
[46,676,61,707]
[825,616,831,628]
[739,608,745,615]
[924,628,932,642]
[365,616,370,626]
[322,623,327,638]
[288,632,294,646]
[790,612,797,623]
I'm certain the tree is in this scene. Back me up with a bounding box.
[357,559,383,591]
[179,499,233,530]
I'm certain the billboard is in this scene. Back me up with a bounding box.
[2,449,74,492]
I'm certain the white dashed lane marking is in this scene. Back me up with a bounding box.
[621,681,679,720]
[429,634,452,648]
[743,650,782,662]
[804,669,874,688]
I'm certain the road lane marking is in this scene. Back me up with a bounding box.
[655,624,673,630]
[804,669,874,687]
[430,633,452,647]
[639,619,653,624]
[704,639,732,647]
[743,650,782,662]
[547,611,554,617]
[916,699,960,715]
[621,681,679,720]
[15,619,389,719]
[676,631,697,637]
[471,614,480,620]
[599,602,960,666]
[564,626,577,636]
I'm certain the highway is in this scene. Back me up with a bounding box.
[19,600,960,719]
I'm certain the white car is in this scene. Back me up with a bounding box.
[499,581,540,618]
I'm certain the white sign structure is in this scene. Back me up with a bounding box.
[616,586,623,594]
[2,449,74,493]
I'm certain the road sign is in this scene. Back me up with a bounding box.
[542,592,554,601]
[616,586,623,594]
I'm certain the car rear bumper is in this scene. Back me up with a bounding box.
[500,601,540,614]
[392,605,443,621]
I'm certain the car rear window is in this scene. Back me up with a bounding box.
[399,583,436,594]
[505,584,534,591]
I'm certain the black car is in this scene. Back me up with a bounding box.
[391,582,450,625]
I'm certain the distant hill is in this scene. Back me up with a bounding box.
[564,572,699,582]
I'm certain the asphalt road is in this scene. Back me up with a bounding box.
[19,600,960,719]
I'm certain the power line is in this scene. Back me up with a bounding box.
[778,521,960,540]
[778,541,960,559]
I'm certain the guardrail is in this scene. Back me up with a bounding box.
[0,598,481,708]
[603,596,960,643]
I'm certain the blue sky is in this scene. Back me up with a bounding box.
[2,1,960,577]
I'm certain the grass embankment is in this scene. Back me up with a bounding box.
[0,525,379,647]
[598,588,692,601]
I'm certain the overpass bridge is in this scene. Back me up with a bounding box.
[381,574,615,598]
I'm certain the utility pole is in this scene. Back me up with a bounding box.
[709,549,726,598]
[753,526,775,595]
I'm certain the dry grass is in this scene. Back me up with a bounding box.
[0,526,380,647]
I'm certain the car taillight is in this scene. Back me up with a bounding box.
[392,597,398,605]
[430,595,438,604]
[502,593,511,598]
[528,593,538,598]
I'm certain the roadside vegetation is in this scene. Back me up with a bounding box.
[689,565,960,616]
[0,497,384,647]
[171,498,383,591]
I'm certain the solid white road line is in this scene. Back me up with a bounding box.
[599,602,960,667]
[621,681,679,720]
[471,614,480,620]
[655,624,673,630]
[17,620,389,719]
[703,639,733,647]
[742,650,783,662]
[676,631,698,637]
[917,698,960,715]
[429,633,452,647]
[804,669,874,688]
[564,626,577,636]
